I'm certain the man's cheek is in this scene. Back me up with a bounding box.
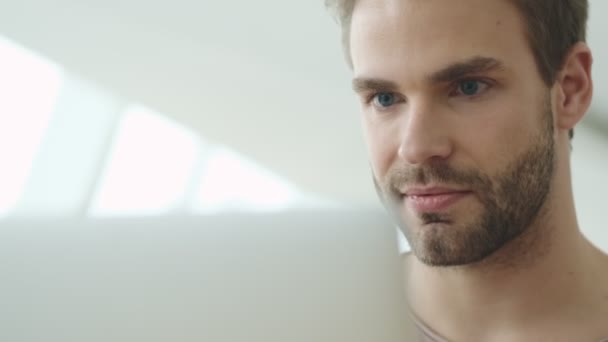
[370,157,389,186]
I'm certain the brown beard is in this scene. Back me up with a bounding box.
[375,101,555,267]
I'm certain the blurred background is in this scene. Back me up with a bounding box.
[0,0,606,249]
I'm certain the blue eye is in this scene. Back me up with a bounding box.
[455,79,490,97]
[459,80,480,95]
[373,92,398,108]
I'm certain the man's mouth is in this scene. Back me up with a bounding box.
[403,187,472,212]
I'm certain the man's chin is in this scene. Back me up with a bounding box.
[411,243,488,267]
[404,221,494,267]
[399,212,456,238]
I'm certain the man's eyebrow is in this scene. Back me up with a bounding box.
[429,56,505,83]
[352,78,400,94]
[351,57,504,93]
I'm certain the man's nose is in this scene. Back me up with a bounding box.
[397,101,453,165]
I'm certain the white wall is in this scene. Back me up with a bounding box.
[0,0,606,225]
[2,0,605,206]
[571,124,608,251]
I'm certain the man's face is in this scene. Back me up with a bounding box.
[350,0,556,266]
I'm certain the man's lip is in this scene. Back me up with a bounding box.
[404,189,473,212]
[404,187,471,197]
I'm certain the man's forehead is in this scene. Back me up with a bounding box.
[349,0,527,83]
[352,0,517,19]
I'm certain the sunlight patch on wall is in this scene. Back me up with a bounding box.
[192,147,299,213]
[89,105,200,216]
[0,34,325,218]
[0,37,63,216]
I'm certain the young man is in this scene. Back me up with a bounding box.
[326,0,608,340]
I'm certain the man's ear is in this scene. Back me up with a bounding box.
[554,42,593,134]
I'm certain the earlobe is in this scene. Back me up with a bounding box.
[555,42,593,133]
